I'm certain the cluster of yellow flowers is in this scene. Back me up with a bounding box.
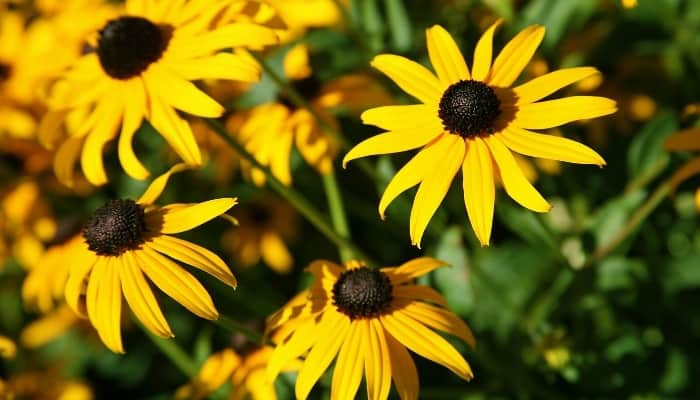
[1,0,697,399]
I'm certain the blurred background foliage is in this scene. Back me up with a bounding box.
[2,0,700,398]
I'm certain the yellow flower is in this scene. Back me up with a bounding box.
[0,335,16,359]
[222,196,298,274]
[63,164,238,353]
[41,0,279,187]
[175,348,241,400]
[20,305,82,349]
[665,128,700,210]
[0,367,93,400]
[266,258,475,400]
[344,22,616,247]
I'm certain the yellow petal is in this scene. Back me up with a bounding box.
[145,65,224,118]
[148,235,237,288]
[331,321,365,400]
[485,136,551,212]
[86,258,124,353]
[665,128,700,151]
[471,19,503,82]
[497,127,605,165]
[283,43,312,80]
[260,232,293,274]
[295,312,349,400]
[410,135,465,247]
[384,329,418,400]
[80,97,123,186]
[513,67,600,105]
[157,198,237,234]
[267,316,318,382]
[384,257,448,284]
[118,79,150,180]
[514,96,617,129]
[168,52,260,82]
[371,54,443,104]
[53,137,83,188]
[462,138,496,246]
[365,319,391,400]
[489,25,545,87]
[137,163,190,205]
[136,248,218,320]
[120,251,173,339]
[426,25,469,84]
[393,285,449,307]
[169,23,278,58]
[360,104,441,132]
[343,128,442,168]
[64,250,97,318]
[381,311,473,381]
[402,301,476,348]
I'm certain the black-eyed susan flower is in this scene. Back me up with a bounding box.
[344,22,616,247]
[63,164,238,353]
[41,0,279,187]
[665,128,700,210]
[222,196,298,274]
[266,258,475,400]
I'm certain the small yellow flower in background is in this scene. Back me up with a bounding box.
[344,21,616,247]
[665,128,700,210]
[20,305,82,349]
[0,335,16,359]
[266,258,475,400]
[622,0,638,9]
[175,348,241,400]
[0,367,93,400]
[63,164,238,353]
[222,196,299,274]
[40,0,279,188]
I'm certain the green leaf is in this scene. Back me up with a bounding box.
[359,0,385,52]
[596,256,648,291]
[627,111,678,180]
[431,226,473,315]
[496,200,558,250]
[384,0,412,52]
[662,250,700,292]
[587,190,646,247]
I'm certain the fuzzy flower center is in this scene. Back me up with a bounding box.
[438,79,501,138]
[332,268,393,319]
[0,63,11,82]
[84,199,147,256]
[97,16,172,80]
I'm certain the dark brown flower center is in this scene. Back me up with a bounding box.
[0,63,11,82]
[278,76,322,109]
[438,79,501,138]
[332,268,393,320]
[97,16,172,80]
[84,199,147,256]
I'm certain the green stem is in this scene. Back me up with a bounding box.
[143,327,198,378]
[205,119,372,263]
[322,172,354,261]
[214,315,265,344]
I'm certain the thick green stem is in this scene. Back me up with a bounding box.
[205,119,372,263]
[143,327,198,378]
[322,172,354,261]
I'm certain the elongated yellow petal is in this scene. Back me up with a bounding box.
[665,128,700,151]
[120,251,173,339]
[402,301,476,348]
[168,52,260,82]
[471,19,503,81]
[169,23,278,58]
[384,329,418,400]
[331,321,365,400]
[118,79,150,180]
[486,136,551,212]
[53,137,83,188]
[669,156,700,195]
[157,198,237,234]
[295,312,349,400]
[87,258,124,353]
[343,129,442,168]
[64,250,97,318]
[377,136,445,218]
[514,96,617,129]
[365,319,391,400]
[462,138,496,246]
[137,163,190,205]
[426,25,469,84]
[489,25,545,87]
[145,65,224,118]
[497,127,605,165]
[267,316,318,382]
[410,135,465,247]
[513,67,600,105]
[136,248,218,320]
[381,311,473,381]
[384,257,448,284]
[148,236,237,288]
[393,285,449,307]
[371,54,443,104]
[260,232,293,274]
[361,104,441,131]
[81,97,122,185]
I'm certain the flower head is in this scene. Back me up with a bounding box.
[63,164,238,353]
[344,22,616,247]
[266,258,475,400]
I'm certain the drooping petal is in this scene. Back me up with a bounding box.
[168,52,260,82]
[371,54,443,104]
[496,126,605,165]
[485,136,551,212]
[400,301,476,348]
[410,135,465,247]
[471,19,503,82]
[53,137,83,188]
[80,96,123,185]
[330,321,365,400]
[120,251,173,339]
[168,23,278,59]
[381,311,473,381]
[267,316,319,382]
[384,329,418,400]
[664,128,700,151]
[513,67,600,105]
[64,250,97,317]
[365,319,392,400]
[144,64,224,118]
[513,96,617,129]
[343,129,443,167]
[462,138,496,246]
[488,25,545,87]
[137,163,190,205]
[118,79,150,180]
[383,257,448,284]
[360,104,441,132]
[392,285,449,307]
[156,198,237,234]
[426,25,469,84]
[147,235,237,288]
[87,257,124,353]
